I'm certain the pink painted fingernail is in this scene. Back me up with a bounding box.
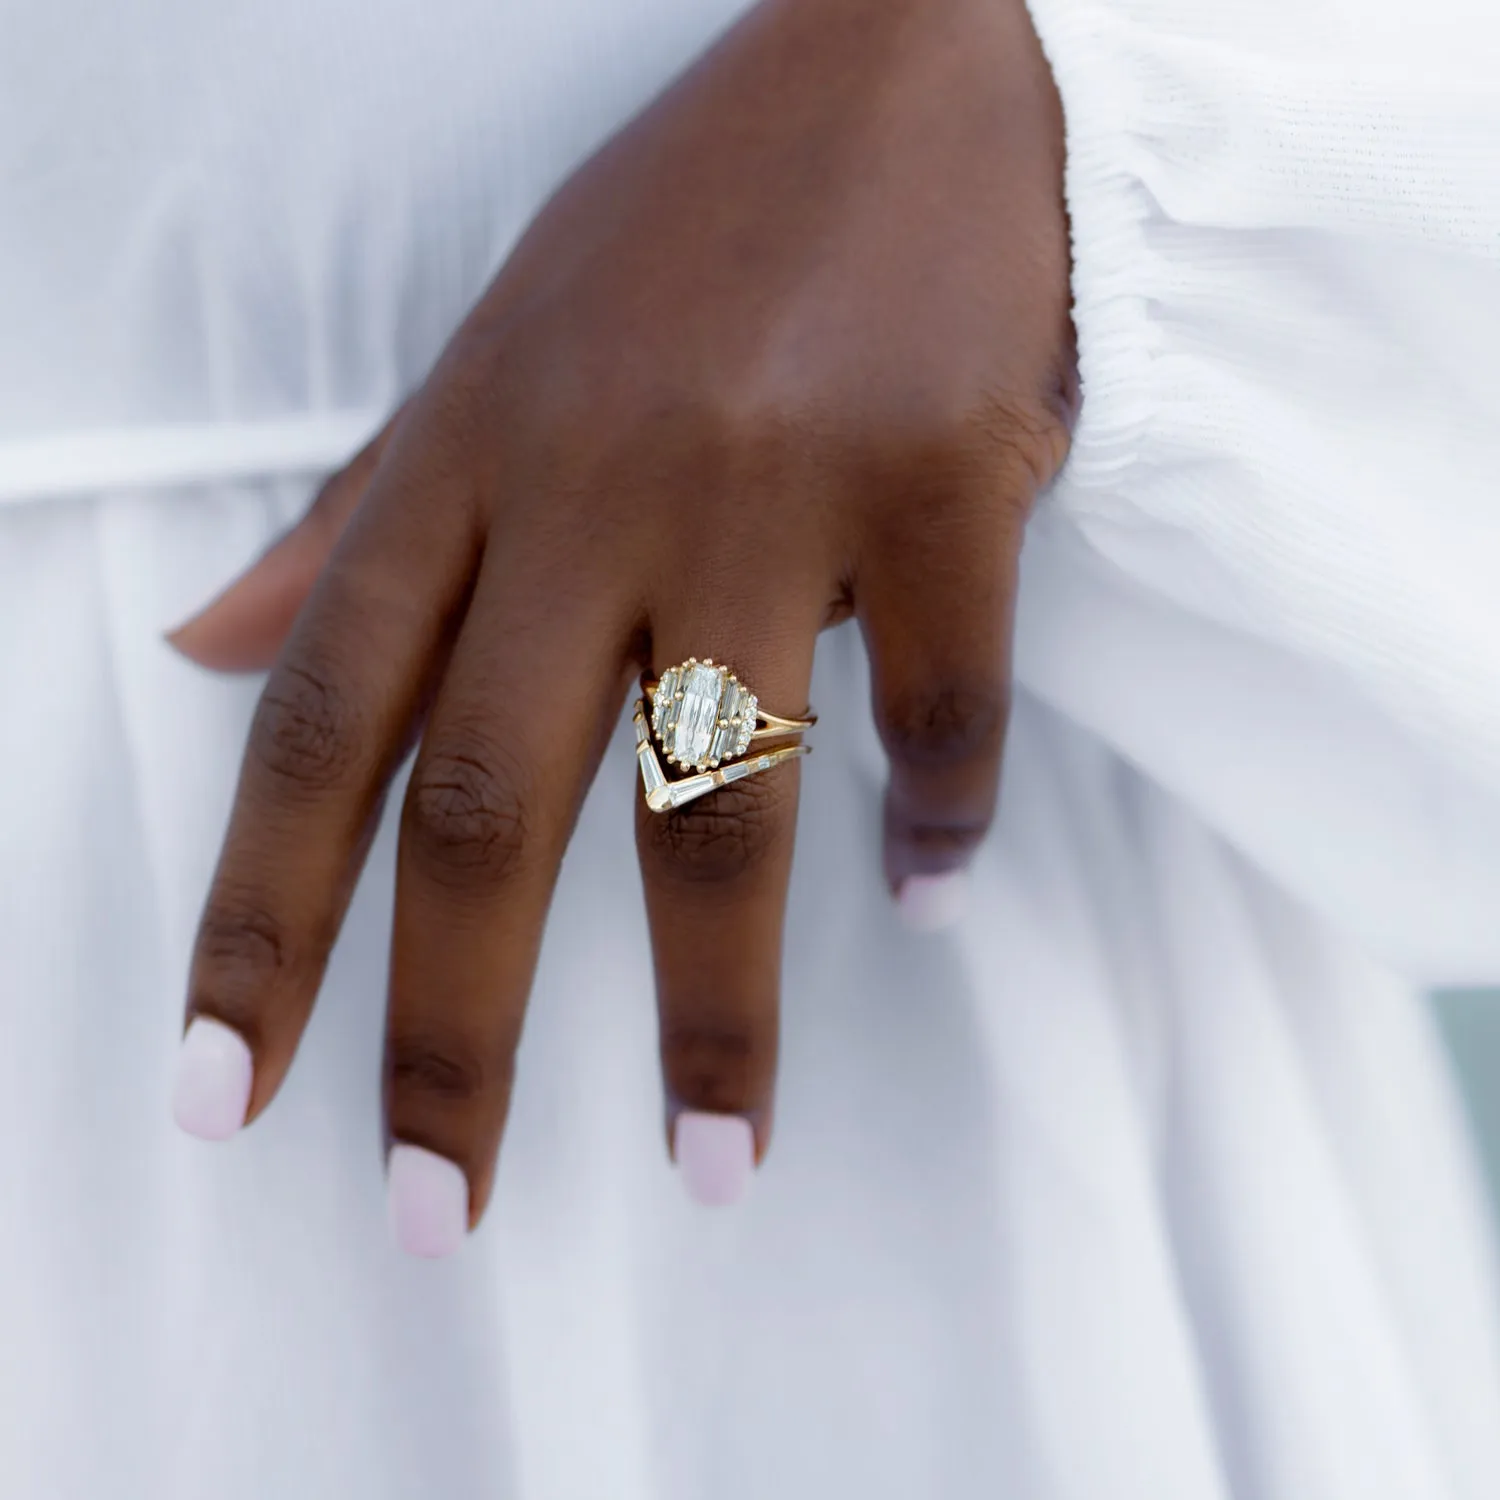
[896,871,969,933]
[172,1017,254,1141]
[387,1144,469,1259]
[673,1112,755,1207]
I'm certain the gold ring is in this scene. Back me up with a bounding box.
[633,657,815,814]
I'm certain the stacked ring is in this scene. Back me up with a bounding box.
[634,657,815,813]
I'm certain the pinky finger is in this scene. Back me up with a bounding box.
[860,522,1018,932]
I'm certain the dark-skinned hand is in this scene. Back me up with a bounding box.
[167,0,1076,1252]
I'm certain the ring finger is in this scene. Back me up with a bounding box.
[635,607,819,1208]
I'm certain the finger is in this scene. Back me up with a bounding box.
[635,620,817,1208]
[860,496,1022,934]
[172,419,480,1142]
[383,553,630,1256]
[166,408,406,673]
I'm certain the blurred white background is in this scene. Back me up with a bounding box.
[1435,990,1500,1221]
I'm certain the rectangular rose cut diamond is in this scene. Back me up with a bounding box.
[671,664,724,765]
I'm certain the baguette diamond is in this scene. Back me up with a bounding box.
[653,666,681,739]
[674,663,723,767]
[709,680,743,764]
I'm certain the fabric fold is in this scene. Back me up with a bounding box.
[1022,0,1500,979]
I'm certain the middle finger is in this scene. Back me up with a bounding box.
[384,545,631,1256]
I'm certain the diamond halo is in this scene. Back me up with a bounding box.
[650,658,759,773]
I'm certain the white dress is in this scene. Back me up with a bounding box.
[1,0,1498,1496]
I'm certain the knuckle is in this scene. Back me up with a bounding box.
[250,658,361,793]
[879,681,1007,771]
[405,741,532,889]
[642,776,791,887]
[661,1021,761,1111]
[196,898,288,978]
[889,813,991,865]
[387,1027,509,1106]
[190,896,292,1036]
[960,388,1072,500]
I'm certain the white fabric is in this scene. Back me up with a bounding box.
[1,0,1498,1496]
[1023,0,1500,983]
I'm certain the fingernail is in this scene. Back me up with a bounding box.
[673,1112,755,1208]
[387,1144,470,1259]
[895,871,969,933]
[172,1016,254,1141]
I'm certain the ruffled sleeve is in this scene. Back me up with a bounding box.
[1017,0,1500,982]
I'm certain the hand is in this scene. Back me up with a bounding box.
[167,0,1076,1248]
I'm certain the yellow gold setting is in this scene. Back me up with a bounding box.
[634,657,815,814]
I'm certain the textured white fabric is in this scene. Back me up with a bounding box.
[1,1,1498,1497]
[1022,0,1500,983]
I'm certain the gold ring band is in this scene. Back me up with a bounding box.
[635,657,814,814]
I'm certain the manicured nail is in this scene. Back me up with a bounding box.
[895,871,969,933]
[172,1016,254,1141]
[673,1112,755,1207]
[387,1144,469,1259]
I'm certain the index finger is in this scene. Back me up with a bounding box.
[171,434,481,1140]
